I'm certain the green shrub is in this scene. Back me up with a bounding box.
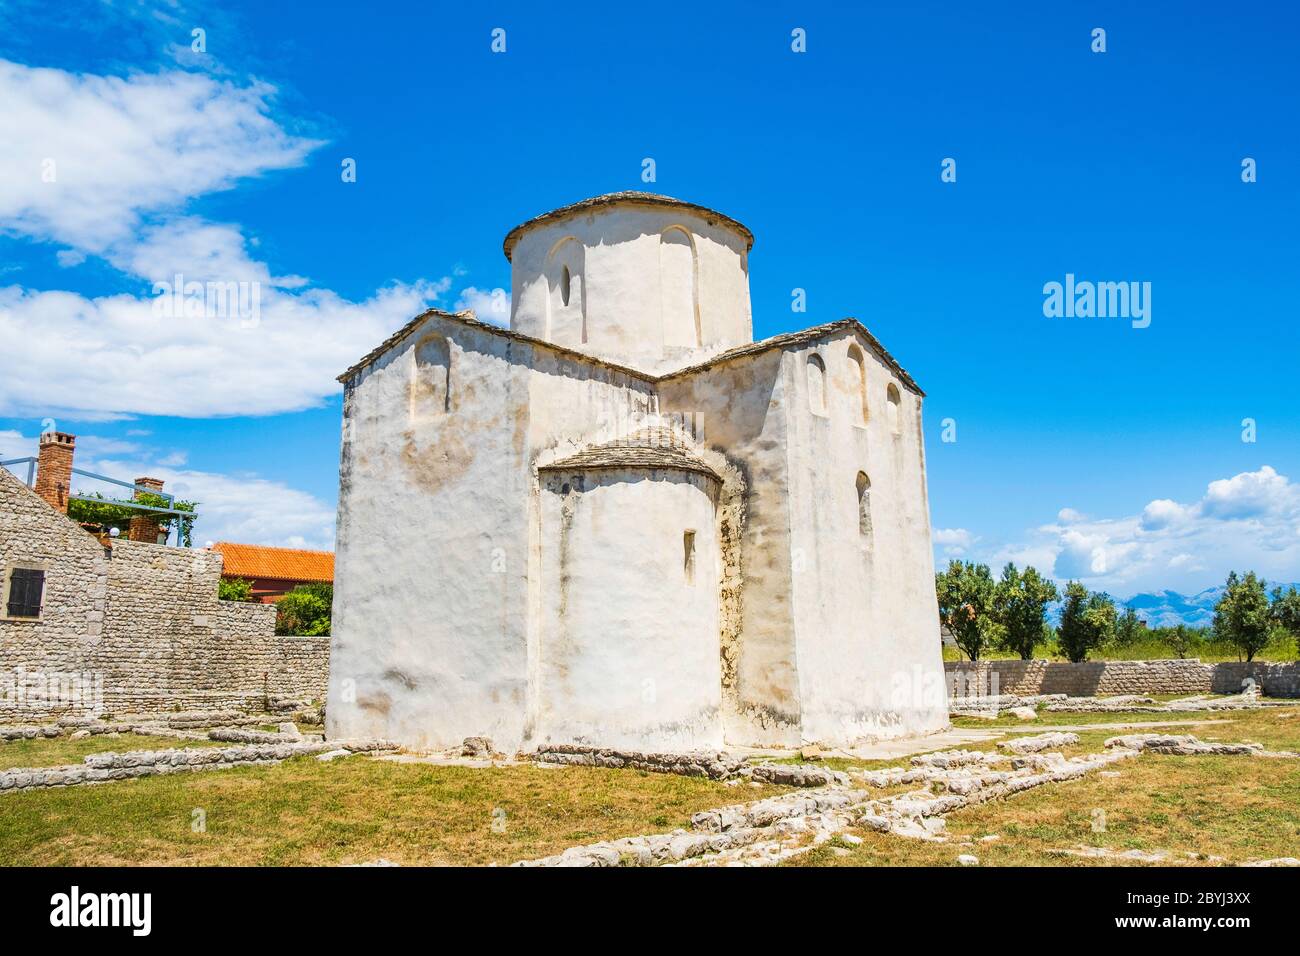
[1111,606,1144,648]
[218,577,255,602]
[275,583,333,636]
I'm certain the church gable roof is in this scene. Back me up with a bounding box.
[657,318,925,396]
[338,312,923,396]
[336,308,656,386]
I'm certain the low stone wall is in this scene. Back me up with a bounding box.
[946,659,1300,700]
[1209,662,1300,697]
[0,739,395,794]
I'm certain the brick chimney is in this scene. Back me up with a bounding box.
[128,477,166,544]
[34,432,75,512]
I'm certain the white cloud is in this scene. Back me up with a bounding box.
[1201,465,1291,520]
[1140,498,1190,531]
[455,286,510,327]
[0,59,318,254]
[0,278,446,418]
[153,466,336,552]
[0,58,467,418]
[0,428,32,461]
[971,466,1300,594]
[2,427,335,551]
[1056,507,1087,524]
[1054,527,1139,579]
[74,434,146,457]
[932,527,974,556]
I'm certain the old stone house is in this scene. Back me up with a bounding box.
[328,192,947,754]
[0,433,327,720]
[212,542,335,604]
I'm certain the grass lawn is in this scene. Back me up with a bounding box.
[2,707,1297,867]
[0,733,228,771]
[0,752,786,866]
[792,705,1300,867]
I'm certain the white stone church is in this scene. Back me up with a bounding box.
[327,192,947,753]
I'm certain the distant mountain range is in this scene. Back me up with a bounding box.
[1045,584,1300,629]
[1120,587,1227,629]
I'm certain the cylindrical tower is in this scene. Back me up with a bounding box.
[504,192,754,374]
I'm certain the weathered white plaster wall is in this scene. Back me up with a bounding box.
[657,351,803,748]
[328,313,658,752]
[509,205,753,374]
[782,332,947,744]
[534,468,722,750]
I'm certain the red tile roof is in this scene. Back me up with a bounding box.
[212,542,334,583]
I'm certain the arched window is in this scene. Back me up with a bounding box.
[807,354,828,417]
[547,237,585,343]
[409,333,450,420]
[660,226,700,347]
[847,344,868,425]
[856,472,873,540]
[886,383,902,434]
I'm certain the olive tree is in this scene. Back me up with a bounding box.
[1213,571,1272,662]
[1056,581,1116,663]
[935,560,1003,661]
[992,563,1059,660]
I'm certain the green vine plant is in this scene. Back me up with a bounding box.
[67,490,198,547]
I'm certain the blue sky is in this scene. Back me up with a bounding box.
[1,0,1296,596]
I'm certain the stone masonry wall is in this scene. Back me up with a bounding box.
[945,658,1300,700]
[0,466,329,721]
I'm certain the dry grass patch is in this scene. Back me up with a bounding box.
[0,757,787,866]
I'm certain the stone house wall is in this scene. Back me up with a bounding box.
[0,465,329,721]
[945,658,1300,700]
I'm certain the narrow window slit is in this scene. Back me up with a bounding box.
[856,473,873,541]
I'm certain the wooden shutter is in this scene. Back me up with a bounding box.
[6,568,44,618]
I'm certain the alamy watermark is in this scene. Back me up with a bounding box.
[1,666,103,713]
[1043,274,1151,329]
[50,886,151,936]
[152,273,261,328]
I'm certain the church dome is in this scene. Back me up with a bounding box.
[502,191,753,262]
[505,192,755,374]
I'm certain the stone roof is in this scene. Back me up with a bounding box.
[659,318,924,396]
[337,311,922,397]
[540,427,721,481]
[336,309,655,386]
[502,191,755,261]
